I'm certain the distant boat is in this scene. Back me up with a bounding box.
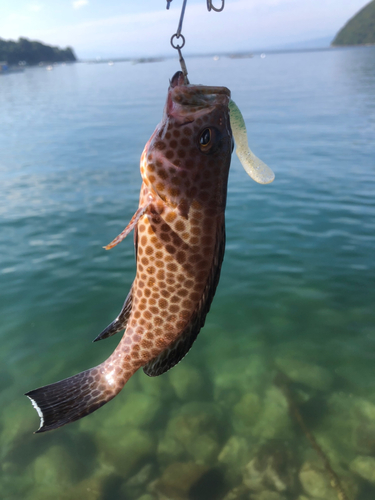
[0,61,24,74]
[228,53,254,59]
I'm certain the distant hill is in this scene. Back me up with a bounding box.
[0,37,76,66]
[332,0,375,46]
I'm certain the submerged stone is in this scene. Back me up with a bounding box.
[251,386,291,441]
[350,455,375,484]
[160,402,222,464]
[275,357,333,392]
[218,435,251,483]
[232,392,262,435]
[250,491,286,500]
[150,462,209,500]
[168,363,204,400]
[97,426,155,479]
[242,441,296,495]
[25,444,82,499]
[324,392,375,456]
[298,461,337,500]
[298,460,358,500]
[211,355,269,408]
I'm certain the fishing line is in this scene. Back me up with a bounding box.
[166,0,225,83]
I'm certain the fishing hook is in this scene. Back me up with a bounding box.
[169,0,189,84]
[207,0,225,12]
[166,0,225,12]
[166,0,225,83]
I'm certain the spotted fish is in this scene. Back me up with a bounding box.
[26,71,274,432]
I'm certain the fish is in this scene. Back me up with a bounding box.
[25,71,274,432]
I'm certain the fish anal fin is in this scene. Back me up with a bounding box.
[104,203,151,250]
[93,287,133,342]
[143,218,225,377]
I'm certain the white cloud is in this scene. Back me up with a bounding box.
[72,0,89,9]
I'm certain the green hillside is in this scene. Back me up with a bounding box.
[332,0,375,46]
[0,37,76,66]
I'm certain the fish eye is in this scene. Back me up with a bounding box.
[199,128,211,146]
[198,127,222,155]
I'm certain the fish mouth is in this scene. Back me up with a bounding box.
[170,71,186,89]
[167,71,231,120]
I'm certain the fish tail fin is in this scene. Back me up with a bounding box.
[25,365,120,433]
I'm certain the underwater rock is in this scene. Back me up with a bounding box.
[97,426,156,479]
[350,455,375,484]
[218,435,252,483]
[116,391,162,428]
[66,474,105,500]
[150,462,209,500]
[298,460,358,500]
[122,463,156,497]
[251,386,292,441]
[232,392,262,436]
[138,370,175,401]
[275,357,333,392]
[126,463,155,488]
[0,399,37,458]
[188,433,220,464]
[242,441,296,494]
[159,402,222,464]
[168,363,204,400]
[30,445,78,497]
[324,392,375,456]
[249,491,286,500]
[299,461,336,500]
[157,434,185,464]
[222,484,249,500]
[211,355,269,408]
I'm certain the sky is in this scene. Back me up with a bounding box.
[0,0,370,59]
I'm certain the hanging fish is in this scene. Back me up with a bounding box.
[25,71,274,432]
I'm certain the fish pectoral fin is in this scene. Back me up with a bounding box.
[104,203,151,250]
[93,288,133,342]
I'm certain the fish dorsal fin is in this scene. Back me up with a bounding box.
[229,99,275,185]
[143,219,225,377]
[93,287,133,342]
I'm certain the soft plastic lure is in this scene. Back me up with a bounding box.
[229,99,275,185]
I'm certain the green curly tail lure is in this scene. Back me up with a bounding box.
[229,100,275,185]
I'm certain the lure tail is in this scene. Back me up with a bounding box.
[25,363,127,432]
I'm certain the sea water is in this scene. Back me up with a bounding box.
[0,47,374,500]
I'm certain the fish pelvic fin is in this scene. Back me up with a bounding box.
[104,202,151,250]
[25,365,121,432]
[93,287,133,342]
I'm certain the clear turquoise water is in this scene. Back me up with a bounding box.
[0,47,375,499]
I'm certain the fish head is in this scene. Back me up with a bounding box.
[142,71,233,214]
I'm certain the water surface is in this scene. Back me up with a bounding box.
[1,47,375,500]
